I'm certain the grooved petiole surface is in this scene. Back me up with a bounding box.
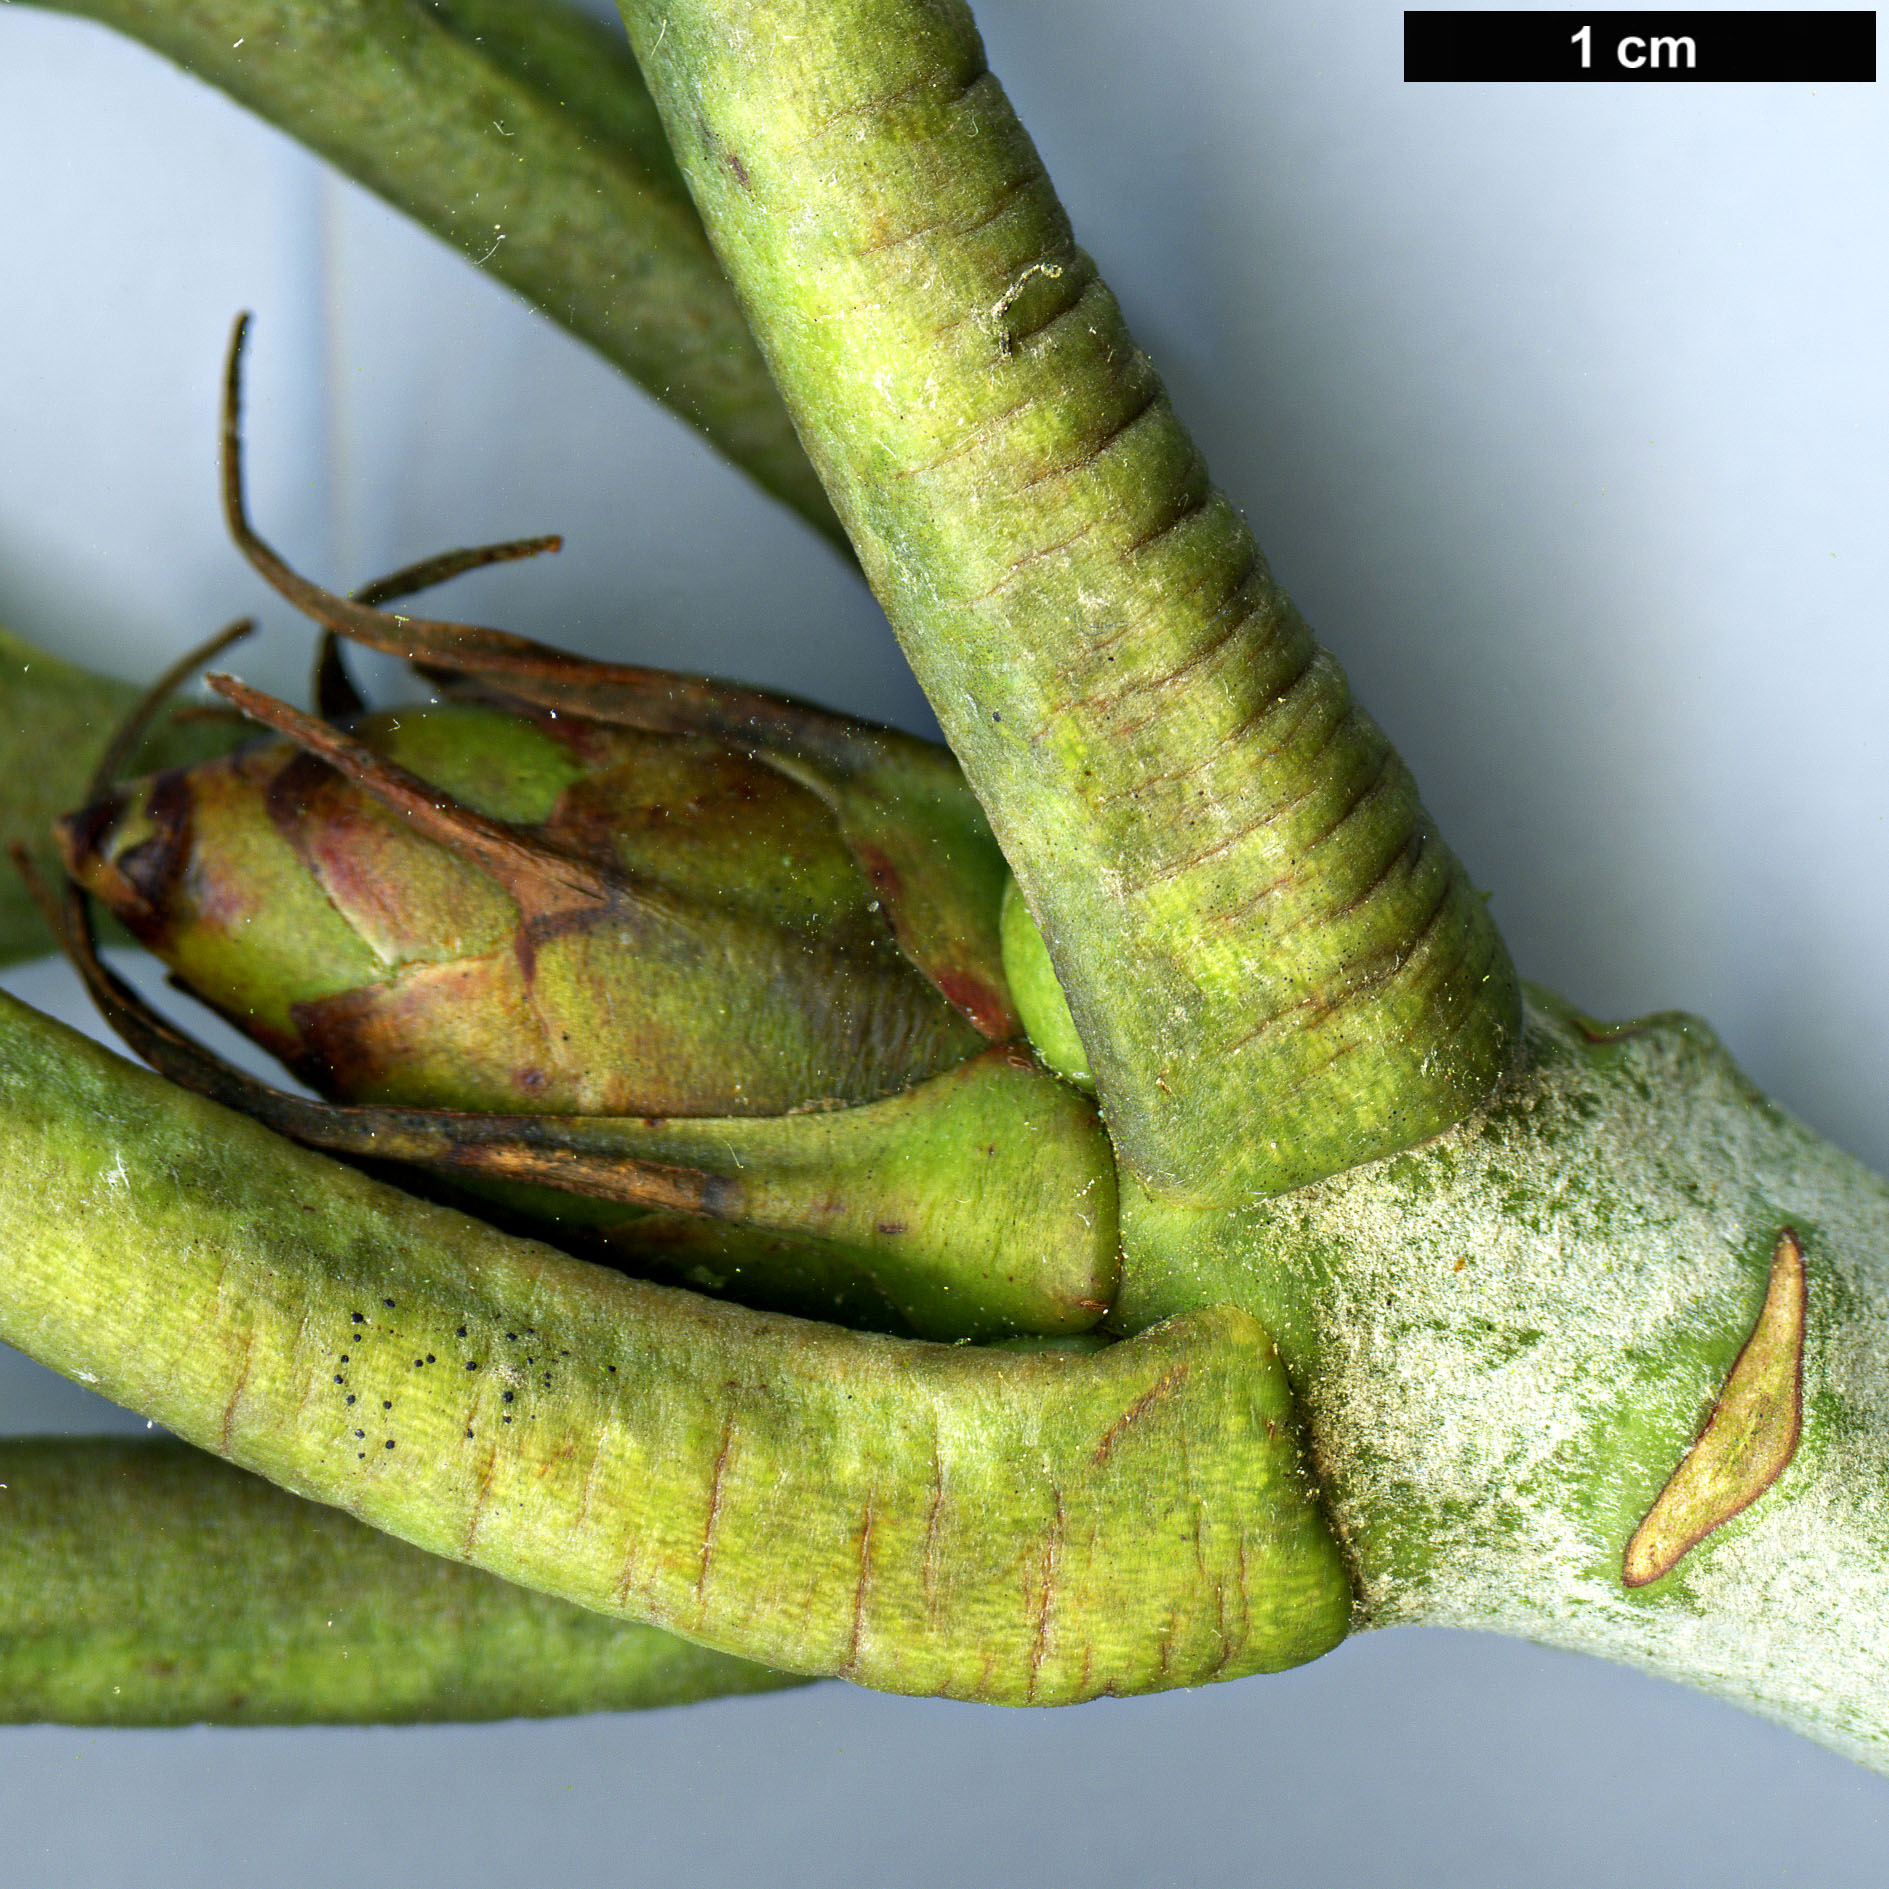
[614,0,1519,1200]
[0,992,1350,1703]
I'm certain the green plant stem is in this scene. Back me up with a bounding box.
[0,992,1350,1703]
[0,1435,796,1723]
[13,968,1889,1761]
[1118,992,1889,1773]
[21,0,842,541]
[9,0,1884,1774]
[612,0,1518,1203]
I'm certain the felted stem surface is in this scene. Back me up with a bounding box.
[0,1435,797,1723]
[1118,993,1889,1774]
[612,0,1519,1203]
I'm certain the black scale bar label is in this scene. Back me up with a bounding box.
[1405,11,1876,80]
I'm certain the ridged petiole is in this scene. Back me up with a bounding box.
[612,0,1521,1200]
[0,1435,797,1723]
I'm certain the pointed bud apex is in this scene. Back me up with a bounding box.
[1000,876,1093,1092]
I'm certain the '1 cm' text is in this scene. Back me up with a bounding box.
[1571,23,1698,67]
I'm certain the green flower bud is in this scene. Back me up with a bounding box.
[40,321,1122,1345]
[58,679,1119,1342]
[66,701,983,1117]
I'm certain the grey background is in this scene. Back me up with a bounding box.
[1,0,1886,1880]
